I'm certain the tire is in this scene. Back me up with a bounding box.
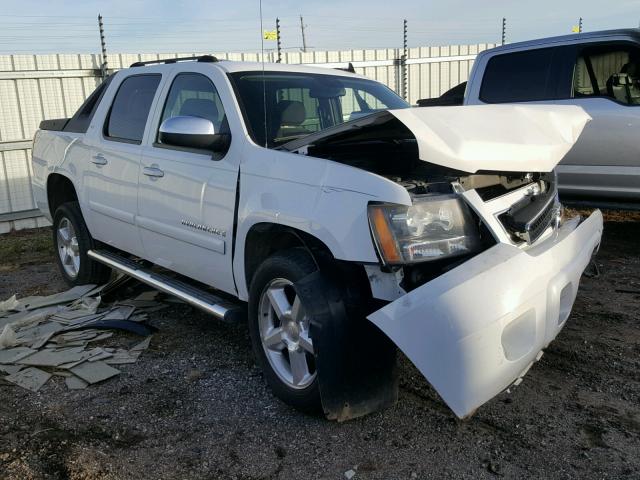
[52,201,112,286]
[248,248,321,412]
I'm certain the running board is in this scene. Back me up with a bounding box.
[88,249,244,323]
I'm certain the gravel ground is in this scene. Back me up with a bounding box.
[0,211,639,480]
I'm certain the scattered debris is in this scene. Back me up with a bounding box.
[0,347,36,363]
[0,295,19,313]
[0,275,164,393]
[344,469,357,479]
[70,361,120,384]
[65,375,88,390]
[5,367,52,392]
[0,324,17,348]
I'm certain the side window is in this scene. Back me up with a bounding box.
[573,45,640,105]
[105,74,161,143]
[64,76,112,133]
[339,88,394,122]
[159,73,226,134]
[479,48,556,103]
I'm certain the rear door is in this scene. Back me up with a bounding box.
[137,66,239,295]
[84,72,163,256]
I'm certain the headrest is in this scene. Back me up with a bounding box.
[179,98,219,123]
[278,100,306,126]
[621,62,639,77]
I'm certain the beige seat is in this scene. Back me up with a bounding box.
[606,62,640,104]
[274,100,311,140]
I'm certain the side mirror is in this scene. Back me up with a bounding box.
[158,116,229,152]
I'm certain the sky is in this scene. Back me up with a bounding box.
[0,0,639,54]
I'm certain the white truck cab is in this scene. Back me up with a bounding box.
[31,56,603,420]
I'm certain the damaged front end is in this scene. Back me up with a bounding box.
[285,104,603,419]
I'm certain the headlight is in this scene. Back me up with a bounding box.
[368,194,481,265]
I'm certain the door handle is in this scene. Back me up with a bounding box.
[143,165,164,178]
[91,154,108,166]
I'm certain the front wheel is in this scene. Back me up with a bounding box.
[248,249,321,412]
[52,201,111,286]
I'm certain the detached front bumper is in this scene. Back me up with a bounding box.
[368,210,603,418]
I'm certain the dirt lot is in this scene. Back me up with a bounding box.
[1,211,639,480]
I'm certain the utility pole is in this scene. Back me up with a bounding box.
[98,14,107,79]
[501,17,506,45]
[578,17,583,33]
[276,17,282,63]
[299,15,307,53]
[402,19,408,101]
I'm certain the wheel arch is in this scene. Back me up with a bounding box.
[46,173,79,218]
[242,223,335,298]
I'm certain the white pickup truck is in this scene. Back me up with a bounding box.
[419,28,640,207]
[32,56,603,420]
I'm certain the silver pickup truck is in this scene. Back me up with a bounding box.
[419,28,640,207]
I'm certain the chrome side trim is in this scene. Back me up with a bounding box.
[88,249,233,320]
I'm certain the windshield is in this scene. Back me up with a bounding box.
[230,71,409,148]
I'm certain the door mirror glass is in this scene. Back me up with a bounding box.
[159,115,225,150]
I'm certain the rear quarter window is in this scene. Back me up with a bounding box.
[479,48,556,103]
[104,74,161,143]
[64,76,112,133]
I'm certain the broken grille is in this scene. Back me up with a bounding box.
[498,184,560,245]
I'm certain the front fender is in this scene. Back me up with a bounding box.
[234,145,410,301]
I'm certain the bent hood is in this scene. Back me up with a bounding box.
[283,104,591,174]
[389,105,591,173]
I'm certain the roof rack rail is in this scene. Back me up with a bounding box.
[335,62,356,74]
[130,55,218,68]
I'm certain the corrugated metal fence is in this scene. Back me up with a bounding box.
[0,43,495,233]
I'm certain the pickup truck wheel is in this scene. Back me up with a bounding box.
[248,249,321,412]
[52,202,111,286]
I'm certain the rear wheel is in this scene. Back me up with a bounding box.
[52,202,111,286]
[248,249,321,412]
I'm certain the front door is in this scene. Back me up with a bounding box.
[137,70,239,295]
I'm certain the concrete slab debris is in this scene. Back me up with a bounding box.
[5,367,51,392]
[0,347,37,363]
[65,375,89,390]
[131,337,151,352]
[70,361,120,384]
[16,321,65,346]
[20,285,96,311]
[87,349,113,362]
[18,347,86,367]
[104,349,138,365]
[0,282,162,393]
[0,364,23,375]
[88,332,114,342]
[102,305,135,321]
